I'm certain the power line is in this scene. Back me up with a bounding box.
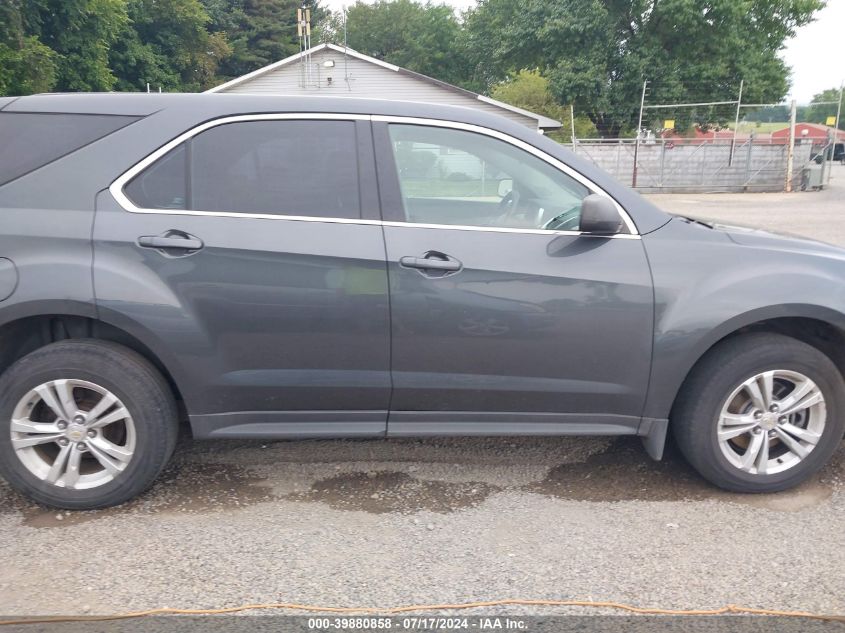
[644,100,738,109]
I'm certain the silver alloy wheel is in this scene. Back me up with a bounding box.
[10,379,135,490]
[717,370,826,476]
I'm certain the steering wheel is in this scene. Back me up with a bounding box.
[497,189,522,226]
[542,206,581,231]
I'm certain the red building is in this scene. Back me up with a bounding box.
[771,122,845,144]
[658,122,844,146]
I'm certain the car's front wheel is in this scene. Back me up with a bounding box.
[0,340,178,509]
[673,332,845,493]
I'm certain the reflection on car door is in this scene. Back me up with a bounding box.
[374,121,654,435]
[94,117,391,437]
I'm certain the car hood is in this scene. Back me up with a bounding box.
[675,216,845,261]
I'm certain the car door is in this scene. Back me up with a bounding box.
[373,119,654,435]
[94,115,391,437]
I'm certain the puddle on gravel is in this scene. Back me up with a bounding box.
[3,437,839,526]
[287,470,500,514]
[3,461,278,528]
[527,437,835,511]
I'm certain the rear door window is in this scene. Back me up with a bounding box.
[123,119,361,219]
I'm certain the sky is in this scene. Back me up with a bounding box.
[320,0,844,104]
[780,0,844,103]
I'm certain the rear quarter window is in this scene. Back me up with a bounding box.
[0,112,139,187]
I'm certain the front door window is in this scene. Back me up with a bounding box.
[388,124,594,232]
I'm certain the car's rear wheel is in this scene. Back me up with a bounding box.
[673,332,845,492]
[0,340,178,509]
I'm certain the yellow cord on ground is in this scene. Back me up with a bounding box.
[0,599,842,626]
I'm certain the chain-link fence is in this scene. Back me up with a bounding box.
[566,81,843,193]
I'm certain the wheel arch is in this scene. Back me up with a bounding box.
[0,310,188,424]
[654,304,845,425]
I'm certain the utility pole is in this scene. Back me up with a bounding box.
[632,80,648,188]
[343,5,350,89]
[305,6,312,86]
[306,6,311,84]
[297,6,312,87]
[570,104,576,149]
[297,7,304,87]
[785,99,797,193]
[729,79,743,166]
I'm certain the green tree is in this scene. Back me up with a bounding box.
[205,0,325,80]
[110,0,231,92]
[490,70,597,141]
[23,0,128,91]
[201,0,244,33]
[744,104,790,123]
[335,0,471,88]
[0,1,58,96]
[465,0,825,137]
[807,87,844,130]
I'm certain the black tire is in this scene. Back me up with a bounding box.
[0,339,178,509]
[672,332,845,493]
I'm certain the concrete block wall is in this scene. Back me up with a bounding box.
[572,141,813,193]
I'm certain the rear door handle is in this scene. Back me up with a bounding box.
[399,256,461,271]
[138,233,204,252]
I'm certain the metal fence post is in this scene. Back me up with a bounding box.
[729,79,744,166]
[616,142,622,179]
[785,100,797,192]
[632,80,647,187]
[829,82,843,185]
[820,131,830,186]
[744,132,754,191]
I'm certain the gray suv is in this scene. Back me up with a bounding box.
[0,93,843,509]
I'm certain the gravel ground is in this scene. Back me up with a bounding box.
[644,163,845,246]
[1,166,845,620]
[2,436,844,618]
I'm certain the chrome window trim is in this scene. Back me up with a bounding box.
[109,113,369,217]
[109,112,640,239]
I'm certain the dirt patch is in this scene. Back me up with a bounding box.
[2,460,278,528]
[526,437,836,511]
[287,470,500,514]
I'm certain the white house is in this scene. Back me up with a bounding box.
[206,42,560,133]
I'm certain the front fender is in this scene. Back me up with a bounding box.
[641,218,845,421]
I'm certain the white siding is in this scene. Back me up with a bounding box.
[218,49,538,129]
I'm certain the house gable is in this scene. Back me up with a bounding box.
[207,44,559,131]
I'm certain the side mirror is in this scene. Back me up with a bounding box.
[579,194,623,235]
[497,179,513,198]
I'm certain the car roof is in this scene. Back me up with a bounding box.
[0,93,672,234]
[2,93,524,132]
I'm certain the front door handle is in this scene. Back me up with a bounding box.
[399,256,461,271]
[399,252,462,277]
[138,232,204,253]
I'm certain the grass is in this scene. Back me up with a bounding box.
[729,121,790,133]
